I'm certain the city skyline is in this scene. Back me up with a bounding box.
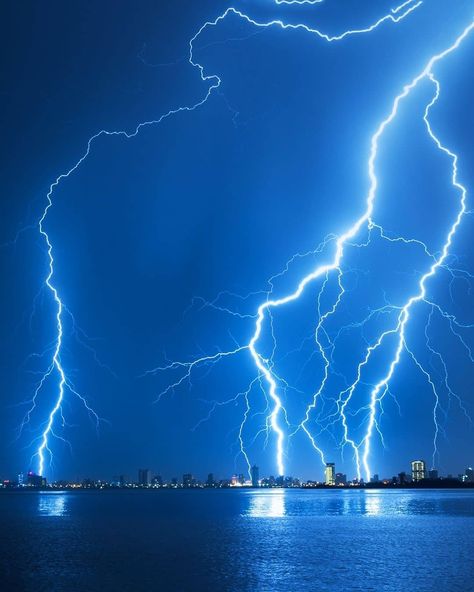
[4,458,474,489]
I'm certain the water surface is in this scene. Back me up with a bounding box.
[1,489,473,591]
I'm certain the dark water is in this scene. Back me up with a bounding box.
[1,489,474,592]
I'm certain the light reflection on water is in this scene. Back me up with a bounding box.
[38,492,68,517]
[3,488,473,591]
[243,489,474,518]
[247,489,286,517]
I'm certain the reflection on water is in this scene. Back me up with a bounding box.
[243,489,474,518]
[38,492,68,517]
[2,489,474,592]
[364,491,382,516]
[246,489,286,517]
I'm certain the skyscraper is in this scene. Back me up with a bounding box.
[251,465,259,488]
[325,463,335,486]
[138,468,151,486]
[411,460,426,482]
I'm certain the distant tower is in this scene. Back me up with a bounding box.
[411,460,426,482]
[465,467,474,483]
[138,469,151,486]
[325,463,335,486]
[206,473,215,487]
[251,465,259,488]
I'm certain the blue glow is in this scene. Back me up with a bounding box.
[11,0,473,480]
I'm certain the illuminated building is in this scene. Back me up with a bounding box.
[465,468,474,483]
[335,472,346,486]
[138,469,151,486]
[325,463,335,486]
[411,460,426,482]
[251,465,259,488]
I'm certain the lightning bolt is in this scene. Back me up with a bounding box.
[18,0,473,482]
[333,33,473,483]
[152,0,427,478]
[158,9,474,480]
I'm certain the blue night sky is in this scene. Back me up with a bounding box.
[1,0,473,482]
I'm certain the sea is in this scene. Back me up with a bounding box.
[1,488,473,591]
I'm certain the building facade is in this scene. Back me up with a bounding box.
[325,463,335,486]
[251,465,259,488]
[411,460,426,482]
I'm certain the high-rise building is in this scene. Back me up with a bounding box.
[411,460,426,482]
[251,465,259,488]
[206,473,215,487]
[428,469,439,480]
[371,474,380,483]
[465,467,474,483]
[335,472,346,486]
[325,463,335,486]
[138,469,151,486]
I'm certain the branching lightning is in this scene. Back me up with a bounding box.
[15,0,474,480]
[155,7,474,479]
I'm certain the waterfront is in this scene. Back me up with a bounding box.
[1,489,473,591]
